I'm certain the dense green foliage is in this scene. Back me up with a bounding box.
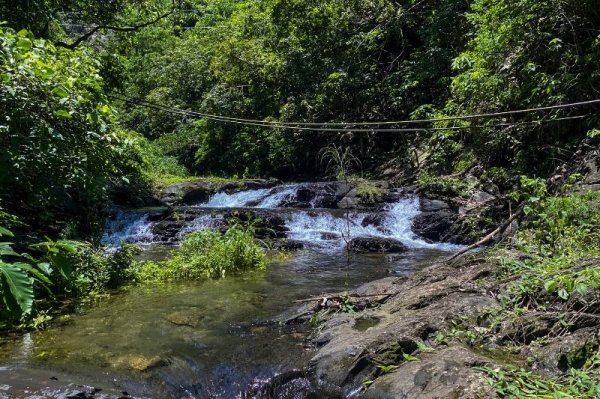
[0,27,146,236]
[131,227,266,282]
[0,215,138,327]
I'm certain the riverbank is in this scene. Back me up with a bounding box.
[271,188,600,398]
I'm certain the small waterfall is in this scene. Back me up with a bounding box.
[177,214,224,239]
[101,210,156,247]
[102,187,464,252]
[283,197,464,252]
[201,185,298,208]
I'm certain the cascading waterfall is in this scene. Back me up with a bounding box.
[101,210,155,247]
[101,185,463,252]
[202,184,298,208]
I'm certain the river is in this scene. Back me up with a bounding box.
[0,184,461,398]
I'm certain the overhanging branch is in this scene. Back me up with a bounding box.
[56,10,173,49]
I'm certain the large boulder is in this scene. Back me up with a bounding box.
[348,237,408,253]
[412,211,458,243]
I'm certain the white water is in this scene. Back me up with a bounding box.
[101,210,155,247]
[102,186,464,252]
[284,197,462,252]
[202,185,298,208]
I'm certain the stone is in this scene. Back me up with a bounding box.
[362,346,492,399]
[419,198,450,212]
[347,237,408,253]
[472,190,495,203]
[411,211,457,242]
[531,328,599,374]
[361,213,387,228]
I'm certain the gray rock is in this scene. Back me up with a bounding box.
[347,237,408,253]
[472,190,496,203]
[531,328,599,374]
[412,211,457,242]
[362,346,492,399]
[419,198,450,212]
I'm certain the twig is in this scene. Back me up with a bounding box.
[294,292,394,303]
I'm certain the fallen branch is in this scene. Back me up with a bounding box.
[446,204,524,264]
[294,292,394,304]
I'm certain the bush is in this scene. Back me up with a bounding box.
[62,244,140,296]
[132,226,266,282]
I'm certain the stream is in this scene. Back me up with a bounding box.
[0,184,462,398]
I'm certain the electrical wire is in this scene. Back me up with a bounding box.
[111,93,600,129]
[111,94,596,133]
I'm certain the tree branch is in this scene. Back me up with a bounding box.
[56,10,173,49]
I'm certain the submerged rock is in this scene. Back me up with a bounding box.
[347,237,408,253]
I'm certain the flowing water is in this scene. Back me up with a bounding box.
[0,184,461,398]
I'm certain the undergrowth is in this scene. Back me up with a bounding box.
[431,177,600,398]
[131,226,266,282]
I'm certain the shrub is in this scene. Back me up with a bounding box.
[132,226,266,282]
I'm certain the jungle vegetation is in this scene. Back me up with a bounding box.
[0,1,599,393]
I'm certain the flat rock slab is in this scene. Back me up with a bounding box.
[362,346,493,399]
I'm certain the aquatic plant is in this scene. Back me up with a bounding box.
[132,226,266,282]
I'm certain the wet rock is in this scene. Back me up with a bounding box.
[321,232,340,240]
[347,237,408,254]
[164,310,206,328]
[224,210,289,239]
[419,198,450,212]
[412,211,457,242]
[151,220,185,242]
[114,355,168,372]
[270,239,305,251]
[361,213,387,228]
[246,369,340,399]
[156,178,280,206]
[282,182,353,209]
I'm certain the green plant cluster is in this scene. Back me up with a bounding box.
[131,226,266,282]
[500,179,600,308]
[417,171,474,198]
[0,217,138,329]
[480,351,600,399]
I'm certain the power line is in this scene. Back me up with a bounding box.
[112,94,600,128]
[111,94,596,133]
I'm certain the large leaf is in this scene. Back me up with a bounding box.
[0,262,34,317]
[0,226,14,237]
[0,242,19,257]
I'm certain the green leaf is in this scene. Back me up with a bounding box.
[48,252,74,280]
[51,86,70,98]
[403,353,420,362]
[17,38,32,51]
[54,110,72,119]
[13,262,52,285]
[0,226,14,237]
[544,280,557,293]
[0,262,34,316]
[56,240,80,254]
[557,289,569,300]
[0,242,19,257]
